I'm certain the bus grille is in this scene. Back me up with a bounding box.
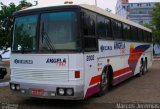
[11,68,69,82]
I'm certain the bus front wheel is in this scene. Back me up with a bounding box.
[98,67,108,96]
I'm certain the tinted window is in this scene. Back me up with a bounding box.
[83,11,96,36]
[97,15,106,38]
[131,26,138,41]
[123,24,130,40]
[147,32,152,43]
[138,29,143,42]
[111,20,122,39]
[82,10,97,51]
[105,18,112,38]
[143,31,148,42]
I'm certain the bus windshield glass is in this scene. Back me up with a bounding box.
[12,11,80,52]
[13,15,38,51]
[40,11,80,50]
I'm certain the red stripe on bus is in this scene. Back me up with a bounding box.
[113,67,131,77]
[89,67,132,86]
[89,75,101,86]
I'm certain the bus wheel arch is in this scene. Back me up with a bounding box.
[98,64,113,96]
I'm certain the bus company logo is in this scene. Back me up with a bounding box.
[114,41,125,50]
[46,58,66,66]
[100,45,112,52]
[14,59,33,64]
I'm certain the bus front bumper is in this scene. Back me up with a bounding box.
[9,82,84,100]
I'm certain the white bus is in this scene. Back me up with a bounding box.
[10,4,153,100]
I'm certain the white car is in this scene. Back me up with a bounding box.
[0,47,11,61]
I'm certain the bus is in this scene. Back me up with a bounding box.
[10,4,153,100]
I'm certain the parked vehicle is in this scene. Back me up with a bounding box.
[0,47,11,61]
[0,67,7,79]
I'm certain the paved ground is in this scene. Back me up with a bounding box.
[0,61,160,109]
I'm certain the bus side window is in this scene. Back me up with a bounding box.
[143,31,147,42]
[147,32,152,43]
[123,24,130,40]
[111,19,122,40]
[131,26,138,41]
[105,18,112,38]
[150,33,153,43]
[97,15,106,38]
[82,10,97,51]
[138,29,143,42]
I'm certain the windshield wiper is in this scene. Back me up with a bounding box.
[41,22,56,52]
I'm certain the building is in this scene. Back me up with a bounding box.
[116,0,158,25]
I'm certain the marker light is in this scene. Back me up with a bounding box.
[64,1,73,4]
[64,1,68,4]
[68,1,73,4]
[75,71,80,78]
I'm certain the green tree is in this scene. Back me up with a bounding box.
[152,3,160,44]
[0,0,32,49]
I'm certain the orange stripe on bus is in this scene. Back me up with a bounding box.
[89,75,101,86]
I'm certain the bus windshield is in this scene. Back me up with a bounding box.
[13,15,38,51]
[12,11,80,52]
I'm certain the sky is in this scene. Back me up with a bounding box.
[0,0,160,13]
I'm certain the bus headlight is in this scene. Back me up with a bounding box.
[16,85,20,90]
[58,88,65,95]
[66,88,73,96]
[11,84,16,90]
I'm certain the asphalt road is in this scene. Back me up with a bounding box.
[0,61,160,109]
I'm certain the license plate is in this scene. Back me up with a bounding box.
[31,89,44,95]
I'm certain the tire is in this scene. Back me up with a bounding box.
[143,61,147,75]
[137,63,144,77]
[98,66,108,96]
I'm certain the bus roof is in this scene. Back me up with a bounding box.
[18,4,152,32]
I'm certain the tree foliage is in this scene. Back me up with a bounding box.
[152,3,160,44]
[0,0,32,49]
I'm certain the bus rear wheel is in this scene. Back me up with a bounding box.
[137,63,144,77]
[143,61,147,75]
[98,67,108,96]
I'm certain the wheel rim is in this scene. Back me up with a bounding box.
[140,65,143,74]
[101,72,108,91]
